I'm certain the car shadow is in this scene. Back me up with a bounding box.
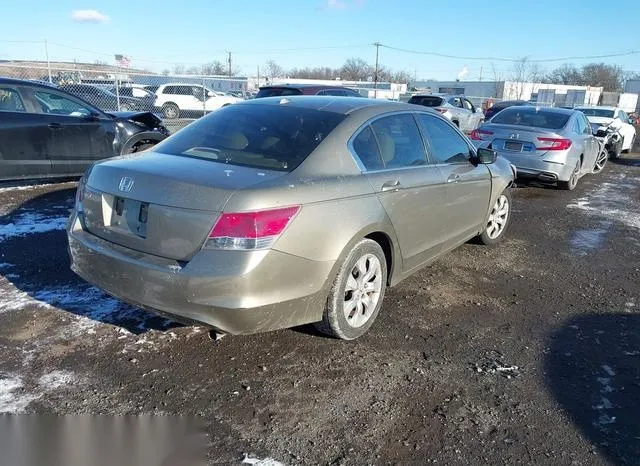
[545,313,640,464]
[609,155,640,167]
[0,187,179,334]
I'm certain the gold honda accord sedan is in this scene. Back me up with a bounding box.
[68,96,515,339]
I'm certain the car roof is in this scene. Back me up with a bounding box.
[238,95,421,115]
[575,105,618,111]
[260,83,353,90]
[0,77,59,89]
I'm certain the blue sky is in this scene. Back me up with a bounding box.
[1,0,639,80]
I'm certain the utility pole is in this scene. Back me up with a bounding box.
[479,65,483,82]
[44,40,52,83]
[373,42,381,99]
[257,65,260,89]
[227,51,232,78]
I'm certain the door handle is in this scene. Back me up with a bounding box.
[381,180,401,192]
[447,174,461,183]
[48,123,62,130]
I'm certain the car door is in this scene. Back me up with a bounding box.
[447,97,469,130]
[416,113,492,248]
[462,98,483,131]
[616,110,636,150]
[351,113,449,273]
[0,85,51,180]
[572,114,597,174]
[30,87,116,176]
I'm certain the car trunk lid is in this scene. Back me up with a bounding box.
[81,152,286,261]
[478,124,565,156]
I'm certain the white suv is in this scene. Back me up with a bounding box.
[154,83,240,119]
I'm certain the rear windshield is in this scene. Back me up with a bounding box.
[408,96,444,107]
[491,108,570,130]
[154,103,345,172]
[577,108,615,118]
[255,87,303,98]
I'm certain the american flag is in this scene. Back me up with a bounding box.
[114,54,130,68]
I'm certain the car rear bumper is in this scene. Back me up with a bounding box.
[67,212,334,335]
[495,151,574,182]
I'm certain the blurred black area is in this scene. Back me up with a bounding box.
[545,313,640,465]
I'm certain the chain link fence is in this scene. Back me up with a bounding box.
[0,62,257,133]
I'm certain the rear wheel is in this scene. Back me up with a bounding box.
[477,190,512,245]
[162,103,180,119]
[558,159,581,190]
[314,239,387,340]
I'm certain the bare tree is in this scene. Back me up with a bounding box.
[510,57,544,99]
[200,61,226,75]
[543,64,583,85]
[264,60,284,80]
[580,63,625,92]
[172,64,185,75]
[340,57,372,81]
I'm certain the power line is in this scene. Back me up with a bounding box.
[378,43,640,63]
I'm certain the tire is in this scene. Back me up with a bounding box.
[477,189,512,246]
[452,120,460,127]
[162,103,180,119]
[314,239,387,340]
[558,159,581,191]
[609,141,621,159]
[592,148,608,174]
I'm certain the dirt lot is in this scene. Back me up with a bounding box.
[1,154,639,465]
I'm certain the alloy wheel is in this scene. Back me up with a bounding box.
[343,254,383,328]
[593,149,607,173]
[486,194,510,240]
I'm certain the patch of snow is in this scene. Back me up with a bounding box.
[0,181,76,193]
[242,455,285,466]
[0,375,38,413]
[0,213,68,241]
[567,176,640,230]
[38,370,76,390]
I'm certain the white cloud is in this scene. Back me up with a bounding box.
[322,0,364,9]
[71,10,110,24]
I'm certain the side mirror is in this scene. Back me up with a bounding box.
[206,91,215,98]
[476,148,498,164]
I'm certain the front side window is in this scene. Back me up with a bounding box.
[417,114,471,164]
[34,90,92,117]
[462,99,474,111]
[0,87,25,112]
[154,104,345,172]
[369,114,427,169]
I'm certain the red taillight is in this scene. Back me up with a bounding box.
[470,129,494,141]
[536,137,572,151]
[206,206,300,250]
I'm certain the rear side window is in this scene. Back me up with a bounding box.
[417,114,471,164]
[492,108,570,130]
[155,104,345,172]
[408,96,444,107]
[369,114,427,168]
[352,126,384,170]
[0,87,25,112]
[255,88,303,98]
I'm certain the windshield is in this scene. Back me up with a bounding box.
[491,108,570,129]
[408,96,444,107]
[577,108,615,118]
[255,88,303,98]
[154,103,345,171]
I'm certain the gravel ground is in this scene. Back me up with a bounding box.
[0,153,639,465]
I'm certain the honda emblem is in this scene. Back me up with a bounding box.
[118,176,134,193]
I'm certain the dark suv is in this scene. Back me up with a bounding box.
[255,84,362,98]
[0,78,168,181]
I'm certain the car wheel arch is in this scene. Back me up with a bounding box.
[120,131,167,155]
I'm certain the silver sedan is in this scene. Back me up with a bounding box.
[470,106,601,190]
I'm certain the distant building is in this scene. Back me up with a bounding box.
[624,79,640,94]
[407,80,603,107]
